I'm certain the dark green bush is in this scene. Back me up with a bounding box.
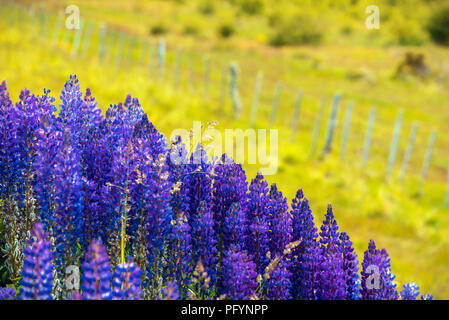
[269,15,323,46]
[427,7,449,45]
[218,23,236,38]
[238,0,264,15]
[150,23,168,36]
[183,24,200,36]
[198,0,215,15]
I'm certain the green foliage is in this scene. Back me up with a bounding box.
[183,23,201,36]
[269,14,323,46]
[217,22,236,38]
[198,0,215,15]
[427,7,449,45]
[150,23,169,36]
[236,0,264,15]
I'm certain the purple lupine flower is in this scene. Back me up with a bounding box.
[0,80,18,196]
[339,232,360,300]
[268,184,291,257]
[182,143,213,222]
[19,223,53,300]
[81,239,112,300]
[0,287,16,300]
[319,204,340,249]
[159,281,179,300]
[165,136,193,297]
[400,283,420,300]
[220,249,257,300]
[33,98,61,230]
[212,155,248,252]
[222,202,247,251]
[112,257,142,300]
[264,258,291,300]
[165,208,192,298]
[245,172,270,274]
[315,205,345,300]
[380,248,399,300]
[421,294,433,300]
[52,141,85,268]
[289,189,319,300]
[360,240,399,300]
[262,184,292,299]
[190,201,217,285]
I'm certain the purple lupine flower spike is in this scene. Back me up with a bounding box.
[190,201,217,286]
[81,239,112,300]
[339,232,360,300]
[268,184,292,257]
[159,281,180,300]
[112,257,143,300]
[401,283,420,300]
[245,172,270,274]
[220,249,258,300]
[290,189,319,300]
[316,204,345,300]
[0,287,16,300]
[212,155,248,253]
[19,223,54,300]
[361,240,399,300]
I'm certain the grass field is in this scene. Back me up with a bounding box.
[1,0,449,297]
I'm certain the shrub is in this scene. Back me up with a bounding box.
[427,7,449,45]
[391,16,426,46]
[183,23,200,36]
[149,23,168,36]
[198,0,214,15]
[237,0,264,15]
[269,14,323,46]
[218,22,236,38]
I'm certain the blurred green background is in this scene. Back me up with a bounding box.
[1,0,449,298]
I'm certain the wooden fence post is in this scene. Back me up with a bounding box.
[310,97,326,158]
[158,38,166,79]
[419,129,437,193]
[219,65,227,110]
[290,89,303,143]
[98,23,107,61]
[362,108,376,169]
[174,49,182,89]
[386,109,404,179]
[322,92,341,157]
[187,56,195,92]
[115,31,125,69]
[127,36,136,64]
[399,122,418,181]
[81,20,93,57]
[71,19,84,58]
[269,81,283,127]
[446,161,449,207]
[229,62,242,119]
[250,71,263,126]
[203,56,210,99]
[339,102,354,160]
[51,11,64,47]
